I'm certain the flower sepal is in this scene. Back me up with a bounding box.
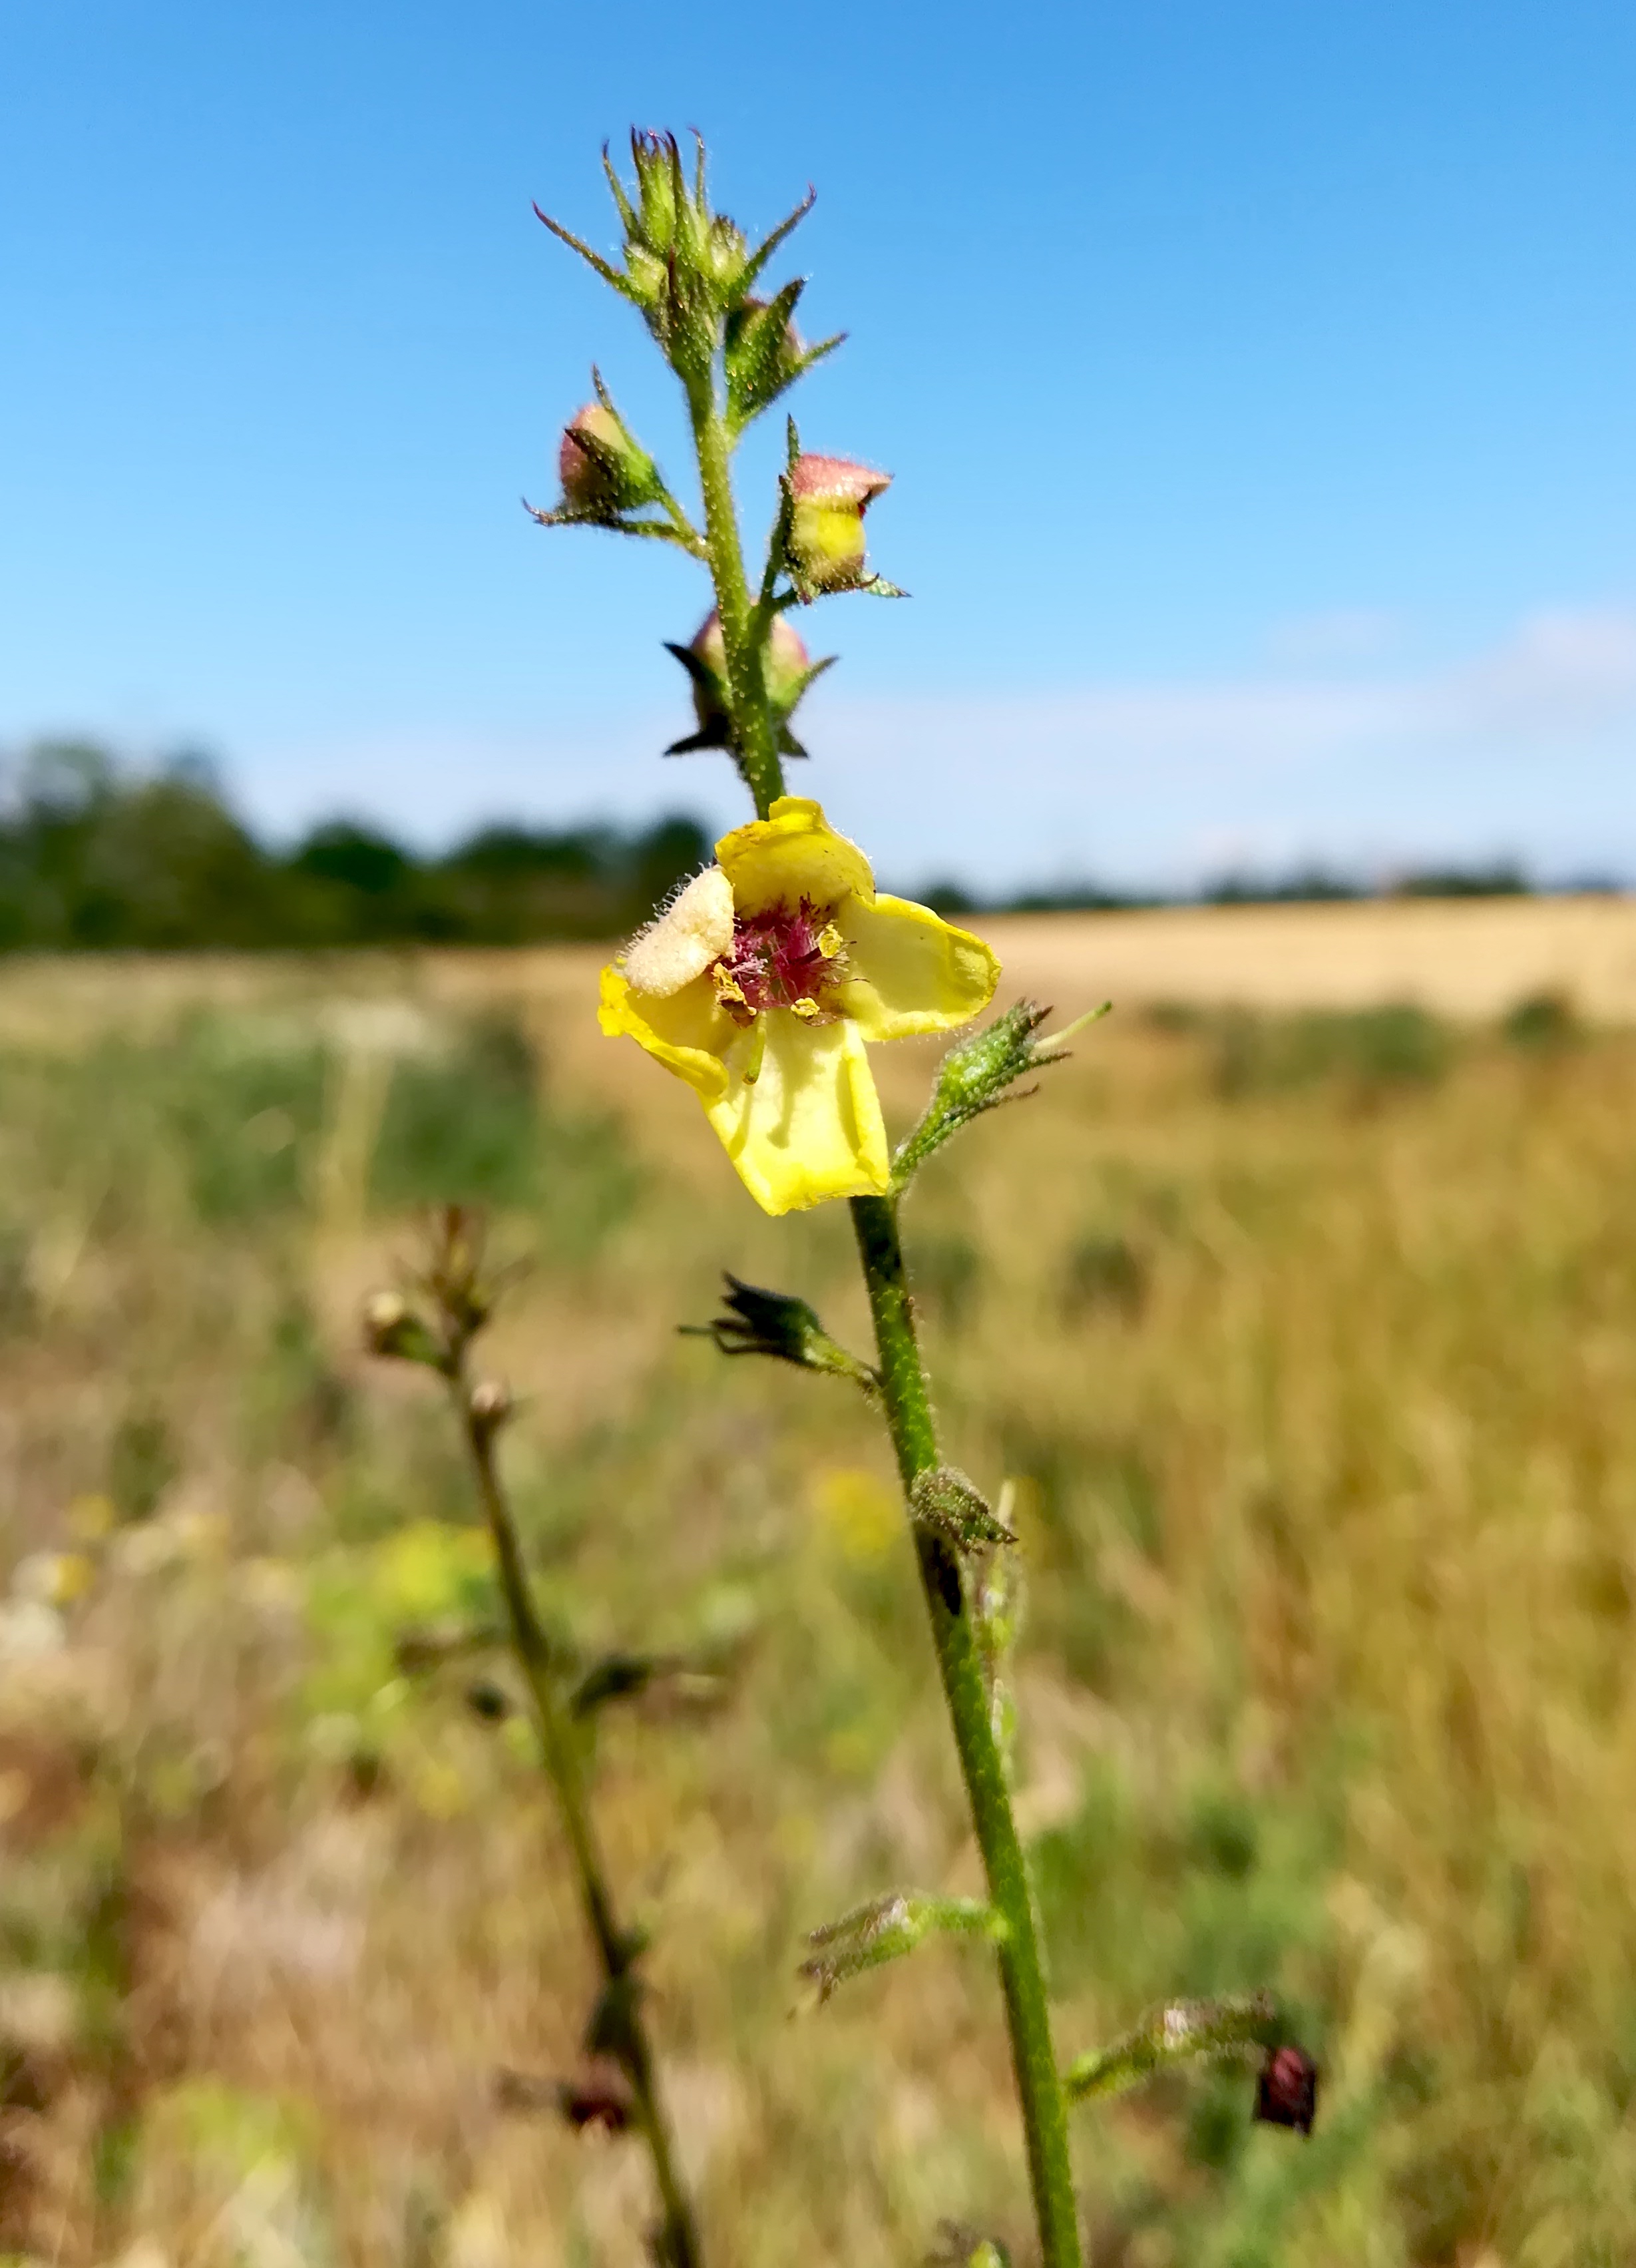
[684,1272,878,1392]
[664,611,835,760]
[723,284,844,438]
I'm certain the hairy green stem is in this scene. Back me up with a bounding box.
[453,1380,703,2268]
[850,1194,1084,2268]
[685,375,785,817]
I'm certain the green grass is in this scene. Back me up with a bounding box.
[3,969,1636,2265]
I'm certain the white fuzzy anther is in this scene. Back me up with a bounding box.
[623,865,735,997]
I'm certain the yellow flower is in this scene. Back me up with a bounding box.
[600,797,999,1214]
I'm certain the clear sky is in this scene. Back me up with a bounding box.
[4,1,1633,891]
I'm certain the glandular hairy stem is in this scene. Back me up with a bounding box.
[849,1194,1084,2268]
[449,1365,703,2268]
[686,375,785,817]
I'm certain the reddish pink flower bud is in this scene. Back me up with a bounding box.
[557,404,663,515]
[786,454,892,592]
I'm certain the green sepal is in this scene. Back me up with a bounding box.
[524,499,696,551]
[1064,1991,1282,2104]
[740,186,817,294]
[583,1963,648,2059]
[532,202,644,306]
[599,140,637,235]
[800,1892,1003,2004]
[783,551,909,606]
[683,1273,879,1394]
[892,1000,1109,1191]
[909,1467,1017,1556]
[724,277,807,436]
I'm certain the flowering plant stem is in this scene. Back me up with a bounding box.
[851,1194,1084,2268]
[682,345,1082,2260]
[684,377,781,818]
[447,1355,702,2268]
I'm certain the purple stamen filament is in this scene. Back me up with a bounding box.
[712,897,847,1026]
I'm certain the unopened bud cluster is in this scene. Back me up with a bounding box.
[534,131,905,797]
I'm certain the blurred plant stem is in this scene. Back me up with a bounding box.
[851,1194,1084,2268]
[431,1268,703,2268]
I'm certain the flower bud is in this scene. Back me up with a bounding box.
[361,1289,442,1368]
[468,1377,513,1434]
[786,453,891,592]
[664,611,821,756]
[556,405,663,516]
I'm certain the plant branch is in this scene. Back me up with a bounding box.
[446,1357,703,2268]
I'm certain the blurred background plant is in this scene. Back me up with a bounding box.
[3,955,1636,2261]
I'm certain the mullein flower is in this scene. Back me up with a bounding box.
[664,610,833,758]
[557,403,664,517]
[599,798,998,1214]
[786,453,891,594]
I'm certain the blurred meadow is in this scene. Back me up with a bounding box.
[3,909,1636,2267]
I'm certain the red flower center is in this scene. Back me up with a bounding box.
[713,897,848,1025]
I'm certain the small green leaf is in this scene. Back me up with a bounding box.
[800,1892,1003,2004]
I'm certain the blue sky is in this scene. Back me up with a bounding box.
[4,1,1633,890]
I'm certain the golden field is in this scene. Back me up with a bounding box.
[3,897,1636,2268]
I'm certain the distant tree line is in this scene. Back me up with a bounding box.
[0,743,712,951]
[0,740,1567,954]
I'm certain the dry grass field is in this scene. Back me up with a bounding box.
[3,896,1636,2268]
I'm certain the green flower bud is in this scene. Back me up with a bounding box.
[786,453,891,592]
[556,404,663,516]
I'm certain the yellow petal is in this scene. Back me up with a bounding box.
[715,797,875,917]
[704,1012,889,1215]
[599,965,733,1102]
[831,895,1000,1040]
